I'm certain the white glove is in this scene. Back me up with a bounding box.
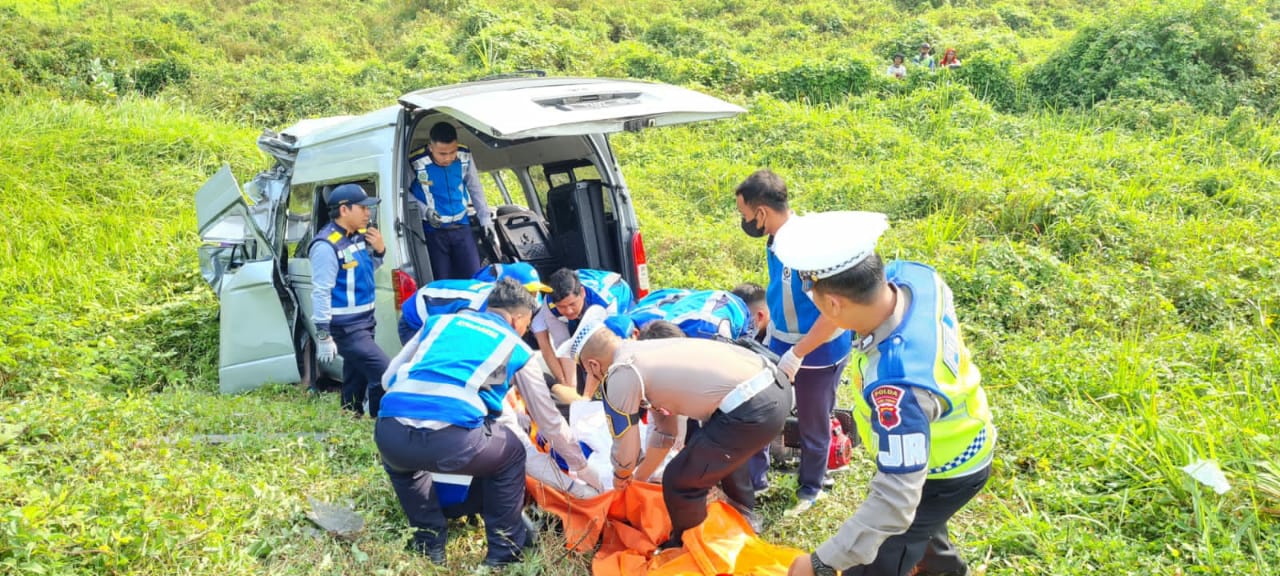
[572,465,603,493]
[778,349,803,382]
[316,335,338,364]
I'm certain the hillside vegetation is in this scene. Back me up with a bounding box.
[2,0,1279,574]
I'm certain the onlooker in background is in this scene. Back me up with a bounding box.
[886,54,908,79]
[912,43,935,71]
[940,48,962,69]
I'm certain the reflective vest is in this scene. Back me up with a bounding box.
[408,146,474,227]
[310,222,377,319]
[851,261,995,480]
[632,289,750,340]
[400,279,494,337]
[549,269,634,332]
[766,235,852,366]
[380,310,534,428]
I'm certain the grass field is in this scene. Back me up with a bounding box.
[2,0,1279,574]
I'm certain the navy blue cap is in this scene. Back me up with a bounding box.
[329,184,380,208]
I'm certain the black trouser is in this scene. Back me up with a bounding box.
[331,315,389,417]
[662,371,791,542]
[374,418,528,565]
[844,463,991,576]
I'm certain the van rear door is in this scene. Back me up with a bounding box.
[398,78,745,139]
[196,165,300,393]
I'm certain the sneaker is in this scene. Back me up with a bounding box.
[821,474,836,489]
[783,492,824,517]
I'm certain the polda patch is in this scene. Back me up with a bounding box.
[871,386,905,431]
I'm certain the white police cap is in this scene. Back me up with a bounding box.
[772,211,890,280]
[556,306,609,361]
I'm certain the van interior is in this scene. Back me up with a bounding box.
[400,112,627,286]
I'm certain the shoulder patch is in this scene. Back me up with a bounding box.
[871,385,905,431]
[327,231,343,243]
[409,146,428,158]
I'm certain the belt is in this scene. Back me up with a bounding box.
[717,368,777,414]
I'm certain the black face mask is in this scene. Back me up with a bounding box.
[740,212,766,238]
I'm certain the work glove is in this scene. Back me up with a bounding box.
[317,335,338,364]
[778,348,803,382]
[572,465,603,494]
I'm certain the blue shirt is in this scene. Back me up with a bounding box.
[765,230,852,367]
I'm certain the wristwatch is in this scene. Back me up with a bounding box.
[810,552,838,576]
[316,329,330,340]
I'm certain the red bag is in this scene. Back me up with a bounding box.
[828,416,853,470]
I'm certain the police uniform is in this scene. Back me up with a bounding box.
[375,310,592,567]
[408,145,493,280]
[398,263,553,344]
[310,220,388,417]
[559,321,792,547]
[767,218,854,502]
[631,288,752,340]
[773,211,995,576]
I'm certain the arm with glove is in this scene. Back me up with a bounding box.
[513,359,602,494]
[308,243,340,363]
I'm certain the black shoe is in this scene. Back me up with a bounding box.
[406,538,445,565]
[657,532,684,552]
[521,511,539,550]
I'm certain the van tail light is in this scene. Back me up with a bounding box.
[393,268,418,311]
[631,231,650,299]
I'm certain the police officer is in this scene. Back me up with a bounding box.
[630,288,753,340]
[376,278,603,567]
[310,184,388,417]
[734,169,854,514]
[773,211,995,576]
[560,312,792,549]
[408,121,496,280]
[397,262,553,344]
[532,267,635,396]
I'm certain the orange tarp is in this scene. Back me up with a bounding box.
[526,478,805,575]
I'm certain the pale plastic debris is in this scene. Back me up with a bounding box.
[1182,459,1231,495]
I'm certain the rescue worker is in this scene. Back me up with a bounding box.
[375,278,603,567]
[630,288,752,340]
[560,312,792,549]
[532,267,635,396]
[397,262,553,344]
[732,282,770,343]
[309,183,388,417]
[732,282,775,492]
[408,121,497,280]
[734,169,853,514]
[773,211,995,576]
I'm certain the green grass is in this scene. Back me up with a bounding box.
[2,0,1279,574]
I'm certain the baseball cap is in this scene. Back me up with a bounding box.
[329,184,380,208]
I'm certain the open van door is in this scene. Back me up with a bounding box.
[398,78,745,139]
[196,164,300,393]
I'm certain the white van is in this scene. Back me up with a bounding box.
[196,76,745,393]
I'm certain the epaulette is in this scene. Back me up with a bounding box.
[408,146,428,158]
[327,231,343,243]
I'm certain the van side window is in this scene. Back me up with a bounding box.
[486,169,524,208]
[288,184,315,257]
[297,179,377,257]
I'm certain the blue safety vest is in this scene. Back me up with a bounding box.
[549,269,634,332]
[632,289,750,339]
[766,236,852,366]
[400,279,494,337]
[380,310,534,428]
[408,146,474,228]
[311,222,377,321]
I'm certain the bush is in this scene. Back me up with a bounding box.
[752,58,876,104]
[1027,1,1266,112]
[952,49,1026,112]
[132,58,192,96]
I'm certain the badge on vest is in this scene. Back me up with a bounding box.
[342,261,359,270]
